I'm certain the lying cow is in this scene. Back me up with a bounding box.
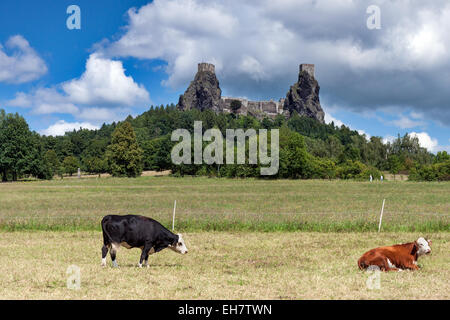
[358,237,431,271]
[101,215,188,268]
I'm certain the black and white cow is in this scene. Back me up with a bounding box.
[101,215,188,268]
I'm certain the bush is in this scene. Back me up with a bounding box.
[336,160,365,179]
[409,160,450,181]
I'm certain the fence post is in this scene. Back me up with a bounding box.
[378,199,385,232]
[172,200,177,231]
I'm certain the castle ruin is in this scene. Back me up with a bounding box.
[197,62,215,73]
[300,64,314,78]
[178,62,325,123]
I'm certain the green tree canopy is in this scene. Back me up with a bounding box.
[62,156,80,176]
[105,121,143,177]
[0,111,34,181]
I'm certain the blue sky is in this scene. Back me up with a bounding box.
[0,0,448,153]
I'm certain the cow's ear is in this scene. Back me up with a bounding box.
[411,242,418,255]
[172,234,179,246]
[428,239,432,246]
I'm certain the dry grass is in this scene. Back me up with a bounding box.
[0,231,448,300]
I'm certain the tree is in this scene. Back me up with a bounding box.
[278,127,312,179]
[24,132,53,180]
[435,151,450,163]
[44,150,61,177]
[0,111,34,181]
[141,135,173,171]
[230,100,242,114]
[63,156,79,176]
[85,157,107,177]
[388,155,401,179]
[105,121,143,177]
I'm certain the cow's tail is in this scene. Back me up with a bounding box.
[101,216,114,245]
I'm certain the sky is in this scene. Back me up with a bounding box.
[0,0,448,153]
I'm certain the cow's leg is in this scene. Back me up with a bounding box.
[384,258,399,272]
[404,263,419,271]
[101,244,109,267]
[365,255,392,272]
[110,243,119,268]
[143,252,150,268]
[139,244,152,268]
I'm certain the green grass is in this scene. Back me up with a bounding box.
[0,176,448,232]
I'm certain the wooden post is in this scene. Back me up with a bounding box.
[172,200,177,231]
[378,199,385,232]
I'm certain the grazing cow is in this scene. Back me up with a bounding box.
[358,237,431,271]
[101,215,188,268]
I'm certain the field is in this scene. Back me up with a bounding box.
[0,177,448,232]
[0,231,448,299]
[0,177,449,299]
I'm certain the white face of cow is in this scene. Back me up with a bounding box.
[416,237,432,256]
[170,234,188,254]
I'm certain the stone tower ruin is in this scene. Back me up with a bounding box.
[300,64,315,78]
[198,62,215,73]
[177,62,222,112]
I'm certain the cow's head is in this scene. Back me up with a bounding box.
[169,234,188,254]
[415,237,432,256]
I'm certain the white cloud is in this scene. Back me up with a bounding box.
[324,112,344,128]
[77,107,132,123]
[390,115,426,129]
[6,54,150,124]
[10,88,80,115]
[0,35,47,84]
[409,132,439,152]
[40,120,99,136]
[323,105,370,140]
[357,130,371,140]
[410,111,424,120]
[97,0,450,125]
[382,135,397,145]
[62,53,149,106]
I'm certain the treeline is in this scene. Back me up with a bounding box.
[0,106,448,181]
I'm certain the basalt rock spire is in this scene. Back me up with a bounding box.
[283,64,325,123]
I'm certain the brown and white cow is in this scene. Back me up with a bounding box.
[358,237,432,271]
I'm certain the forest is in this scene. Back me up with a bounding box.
[0,106,448,182]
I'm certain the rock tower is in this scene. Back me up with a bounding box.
[177,62,222,112]
[283,64,325,123]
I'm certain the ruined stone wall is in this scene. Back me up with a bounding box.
[221,97,285,118]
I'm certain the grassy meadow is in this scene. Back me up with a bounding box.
[0,231,448,299]
[0,176,448,299]
[0,176,448,232]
